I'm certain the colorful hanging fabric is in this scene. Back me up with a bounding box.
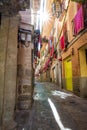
[50,46,54,57]
[38,51,40,58]
[52,46,54,57]
[47,59,50,67]
[74,5,84,35]
[60,35,65,50]
[71,0,85,3]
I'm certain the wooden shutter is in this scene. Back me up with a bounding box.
[83,1,87,27]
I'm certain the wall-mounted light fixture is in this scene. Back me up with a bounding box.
[18,28,32,47]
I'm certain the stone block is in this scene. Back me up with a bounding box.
[80,77,87,98]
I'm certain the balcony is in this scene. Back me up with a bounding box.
[52,0,68,18]
[52,0,62,18]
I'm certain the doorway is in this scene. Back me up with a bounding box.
[64,57,73,91]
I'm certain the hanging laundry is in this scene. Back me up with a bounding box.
[60,35,65,50]
[74,5,84,35]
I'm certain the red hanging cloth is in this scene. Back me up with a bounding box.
[60,35,65,50]
[50,46,54,57]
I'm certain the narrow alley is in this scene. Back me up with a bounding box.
[15,82,87,130]
[0,0,87,130]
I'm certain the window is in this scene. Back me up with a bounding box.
[72,19,76,36]
[72,2,87,36]
[64,31,69,48]
[83,1,87,27]
[63,23,69,48]
[52,1,62,18]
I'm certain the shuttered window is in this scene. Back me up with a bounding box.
[83,1,87,27]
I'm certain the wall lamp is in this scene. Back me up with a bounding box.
[18,28,32,47]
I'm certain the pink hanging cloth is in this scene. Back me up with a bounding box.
[74,5,84,35]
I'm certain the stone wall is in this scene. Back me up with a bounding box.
[17,22,34,110]
[17,44,34,110]
[0,15,19,129]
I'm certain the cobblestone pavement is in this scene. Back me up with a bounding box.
[14,82,87,130]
